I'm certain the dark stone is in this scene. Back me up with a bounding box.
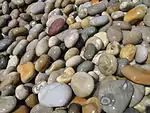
[0,38,13,51]
[0,54,9,69]
[68,103,82,113]
[124,108,140,113]
[77,61,94,72]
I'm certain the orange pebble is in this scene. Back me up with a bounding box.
[92,0,99,4]
[71,97,87,105]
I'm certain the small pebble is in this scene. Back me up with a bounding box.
[77,61,94,72]
[48,46,61,61]
[30,104,53,113]
[66,55,82,67]
[25,94,38,108]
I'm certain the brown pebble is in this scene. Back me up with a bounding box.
[13,105,29,113]
[25,94,38,108]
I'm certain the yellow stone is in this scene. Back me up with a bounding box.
[124,4,147,23]
[82,103,98,113]
[81,17,90,28]
[57,67,75,83]
[25,94,38,108]
[69,22,82,29]
[66,16,75,25]
[17,62,35,83]
[13,105,29,113]
[120,44,136,61]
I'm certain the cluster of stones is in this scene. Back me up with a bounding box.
[0,0,150,113]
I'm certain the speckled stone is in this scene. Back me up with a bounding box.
[48,46,61,61]
[0,96,17,113]
[30,104,53,113]
[64,48,79,61]
[84,43,97,60]
[71,72,94,97]
[25,94,38,108]
[77,61,94,72]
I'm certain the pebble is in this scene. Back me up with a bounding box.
[30,2,45,14]
[85,36,103,51]
[0,85,15,96]
[68,103,82,113]
[87,2,106,15]
[15,84,29,100]
[111,11,124,19]
[13,39,28,56]
[38,83,72,107]
[63,29,79,48]
[26,39,38,51]
[35,38,49,56]
[124,4,147,23]
[46,60,65,75]
[144,14,150,27]
[8,19,18,28]
[30,104,53,113]
[135,45,148,63]
[112,21,131,30]
[84,43,97,60]
[66,55,82,67]
[89,15,109,27]
[82,103,98,113]
[2,1,9,14]
[48,46,61,61]
[77,61,94,72]
[25,94,38,108]
[120,44,136,62]
[106,41,120,55]
[106,2,120,14]
[32,81,47,94]
[99,80,134,113]
[35,72,49,84]
[11,0,24,6]
[64,47,79,61]
[48,36,60,47]
[130,83,145,107]
[17,62,35,83]
[0,38,13,52]
[0,96,17,113]
[47,15,65,36]
[107,26,123,42]
[124,108,140,113]
[98,53,118,75]
[35,54,50,72]
[0,55,9,69]
[122,30,142,45]
[48,68,64,84]
[57,67,75,83]
[52,110,67,113]
[121,65,150,85]
[12,105,29,113]
[71,72,94,97]
[20,50,35,64]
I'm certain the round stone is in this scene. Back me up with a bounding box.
[48,46,61,61]
[15,84,29,100]
[38,83,72,107]
[35,72,49,84]
[71,72,94,97]
[98,53,118,75]
[48,36,60,47]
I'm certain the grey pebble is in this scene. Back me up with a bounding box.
[0,17,6,27]
[2,1,9,14]
[13,39,28,56]
[52,110,67,113]
[0,85,15,96]
[48,46,61,61]
[66,55,82,67]
[26,39,38,51]
[77,61,94,72]
[0,55,9,69]
[0,96,17,113]
[12,0,24,6]
[38,31,47,40]
[20,49,35,64]
[30,104,53,113]
[87,2,106,15]
[48,68,64,84]
[35,38,49,56]
[68,103,82,113]
[0,38,13,52]
[10,9,19,19]
[89,15,109,27]
[8,19,18,28]
[84,43,97,60]
[30,2,45,14]
[20,13,32,22]
[32,81,47,94]
[48,36,60,47]
[2,26,11,35]
[15,84,29,100]
[112,21,131,30]
[7,55,19,68]
[107,26,123,42]
[35,72,49,84]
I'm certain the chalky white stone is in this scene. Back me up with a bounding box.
[38,83,72,107]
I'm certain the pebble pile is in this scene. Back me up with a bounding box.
[0,0,150,113]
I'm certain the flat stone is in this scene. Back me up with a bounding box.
[0,96,17,113]
[71,72,94,97]
[30,2,45,14]
[38,83,72,107]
